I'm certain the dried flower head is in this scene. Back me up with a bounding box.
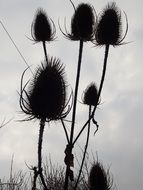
[89,162,113,190]
[64,3,96,41]
[20,57,69,121]
[95,2,128,46]
[83,83,99,106]
[31,8,56,42]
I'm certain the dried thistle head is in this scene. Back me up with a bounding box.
[31,8,56,42]
[64,3,96,41]
[20,57,69,122]
[95,2,128,46]
[83,83,99,106]
[89,162,113,190]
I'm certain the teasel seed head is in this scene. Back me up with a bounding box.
[31,8,56,42]
[95,2,128,46]
[83,83,99,106]
[63,3,96,41]
[89,162,113,190]
[20,57,69,122]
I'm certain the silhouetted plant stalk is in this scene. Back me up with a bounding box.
[71,49,109,148]
[64,39,84,190]
[65,2,127,189]
[37,119,48,190]
[19,1,128,190]
[73,44,110,185]
[32,167,38,190]
[30,119,48,190]
[61,119,70,144]
[73,0,128,146]
[70,40,83,147]
[43,41,48,63]
[74,83,99,189]
[74,105,92,190]
[20,57,68,189]
[63,2,96,189]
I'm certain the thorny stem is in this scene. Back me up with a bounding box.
[42,41,48,63]
[64,40,84,190]
[73,44,110,145]
[38,119,48,190]
[74,105,92,190]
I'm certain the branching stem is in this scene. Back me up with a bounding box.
[73,44,110,145]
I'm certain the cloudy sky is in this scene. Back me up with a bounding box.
[0,0,142,189]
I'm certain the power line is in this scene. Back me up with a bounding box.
[0,20,33,74]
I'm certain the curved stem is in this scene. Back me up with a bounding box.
[64,40,84,190]
[61,119,70,144]
[73,44,110,145]
[38,119,48,190]
[93,44,110,113]
[74,105,92,189]
[42,41,48,63]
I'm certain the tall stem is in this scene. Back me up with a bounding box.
[64,40,84,190]
[38,119,48,190]
[70,40,84,145]
[74,105,92,189]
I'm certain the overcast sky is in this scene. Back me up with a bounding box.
[0,0,143,189]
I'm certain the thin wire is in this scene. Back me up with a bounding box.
[0,20,33,74]
[69,0,76,11]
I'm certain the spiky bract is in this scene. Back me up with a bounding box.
[89,162,113,190]
[83,83,98,106]
[20,57,68,121]
[66,3,96,41]
[31,8,56,42]
[95,2,127,46]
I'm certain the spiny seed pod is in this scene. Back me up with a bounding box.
[89,162,113,190]
[83,83,99,106]
[65,3,96,41]
[20,57,68,122]
[31,8,56,42]
[95,2,128,46]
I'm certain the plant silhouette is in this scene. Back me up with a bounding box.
[19,1,128,189]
